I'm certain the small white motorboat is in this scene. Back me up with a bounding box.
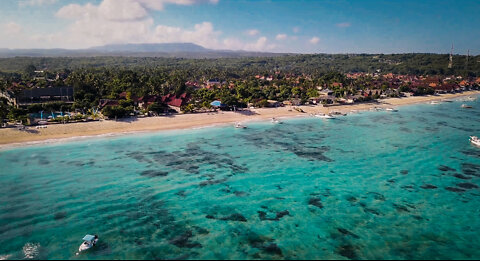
[330,111,347,116]
[315,113,336,119]
[470,136,480,147]
[430,101,439,105]
[234,123,247,129]
[76,235,98,255]
[385,108,398,112]
[271,118,282,124]
[461,104,473,109]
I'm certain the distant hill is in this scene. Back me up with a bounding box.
[0,43,285,58]
[89,43,209,53]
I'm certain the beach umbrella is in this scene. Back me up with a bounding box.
[210,100,222,107]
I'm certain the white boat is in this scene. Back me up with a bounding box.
[315,113,335,119]
[430,101,439,105]
[271,118,282,124]
[470,136,480,147]
[385,108,398,112]
[330,111,347,116]
[234,123,247,129]
[461,104,473,108]
[76,235,98,255]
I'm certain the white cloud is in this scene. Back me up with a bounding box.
[57,0,220,22]
[275,34,287,40]
[246,29,260,36]
[19,0,57,7]
[3,22,23,35]
[336,22,351,28]
[0,22,31,48]
[223,36,275,51]
[57,1,148,21]
[53,0,225,48]
[153,22,222,49]
[2,0,277,52]
[309,37,320,44]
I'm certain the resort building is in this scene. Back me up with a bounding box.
[0,90,16,106]
[15,86,74,106]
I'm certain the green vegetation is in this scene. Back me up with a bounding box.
[0,53,478,76]
[0,53,478,123]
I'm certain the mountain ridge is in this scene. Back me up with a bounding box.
[0,43,285,58]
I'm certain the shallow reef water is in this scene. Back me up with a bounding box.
[0,96,480,259]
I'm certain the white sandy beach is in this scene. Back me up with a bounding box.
[0,91,478,147]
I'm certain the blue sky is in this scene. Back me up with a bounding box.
[0,0,478,54]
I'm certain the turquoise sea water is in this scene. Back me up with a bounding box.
[1,96,480,260]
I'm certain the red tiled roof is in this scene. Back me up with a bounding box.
[161,93,190,107]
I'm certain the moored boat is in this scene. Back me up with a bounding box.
[315,113,335,119]
[385,108,398,112]
[235,123,247,129]
[470,136,480,147]
[271,118,282,124]
[76,235,98,255]
[461,104,473,108]
[330,111,347,116]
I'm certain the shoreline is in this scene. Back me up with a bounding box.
[0,90,479,149]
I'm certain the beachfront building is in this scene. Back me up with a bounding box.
[206,78,222,88]
[161,93,190,112]
[0,90,16,106]
[15,86,74,106]
[267,100,282,107]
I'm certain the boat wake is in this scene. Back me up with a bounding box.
[22,243,40,259]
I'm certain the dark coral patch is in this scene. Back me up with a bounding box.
[169,230,202,248]
[234,191,248,197]
[368,192,385,201]
[363,207,381,216]
[261,243,283,256]
[54,211,67,220]
[175,190,187,197]
[193,226,209,235]
[258,210,290,221]
[337,244,357,259]
[445,187,466,193]
[140,170,168,177]
[346,196,357,203]
[393,203,410,212]
[461,149,480,158]
[276,210,290,219]
[457,183,479,189]
[220,213,247,222]
[258,211,268,221]
[420,184,438,189]
[438,165,456,172]
[308,197,323,209]
[337,228,360,239]
[453,173,472,180]
[462,163,480,177]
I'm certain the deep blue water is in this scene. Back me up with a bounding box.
[1,96,480,260]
